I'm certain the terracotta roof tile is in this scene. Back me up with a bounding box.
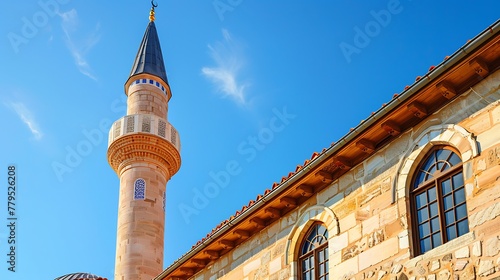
[311,152,320,160]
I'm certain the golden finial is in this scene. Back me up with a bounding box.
[149,0,158,21]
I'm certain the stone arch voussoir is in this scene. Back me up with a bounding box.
[285,205,339,266]
[392,124,478,203]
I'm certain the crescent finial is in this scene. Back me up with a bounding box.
[149,1,158,21]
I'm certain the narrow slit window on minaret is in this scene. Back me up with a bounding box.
[134,178,146,200]
[162,191,166,211]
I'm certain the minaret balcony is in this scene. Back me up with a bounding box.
[108,114,181,153]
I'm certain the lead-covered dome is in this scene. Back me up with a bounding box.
[54,272,107,280]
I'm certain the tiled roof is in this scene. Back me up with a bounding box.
[54,273,107,280]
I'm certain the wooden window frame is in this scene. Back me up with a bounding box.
[298,223,329,280]
[410,146,469,256]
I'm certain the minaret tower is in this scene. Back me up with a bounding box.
[107,4,181,280]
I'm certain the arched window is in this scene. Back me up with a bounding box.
[134,178,146,200]
[411,147,469,255]
[299,223,329,280]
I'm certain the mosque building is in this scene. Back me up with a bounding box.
[56,4,500,280]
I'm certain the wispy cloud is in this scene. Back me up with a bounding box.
[202,29,250,105]
[8,102,43,140]
[59,9,100,81]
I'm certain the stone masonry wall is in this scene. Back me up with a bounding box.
[187,70,500,280]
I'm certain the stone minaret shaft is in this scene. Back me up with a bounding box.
[107,6,181,280]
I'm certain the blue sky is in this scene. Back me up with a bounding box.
[0,0,499,279]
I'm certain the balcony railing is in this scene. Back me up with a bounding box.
[108,114,181,152]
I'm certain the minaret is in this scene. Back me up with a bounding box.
[107,4,181,280]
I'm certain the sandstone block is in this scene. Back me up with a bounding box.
[391,263,403,274]
[378,270,387,280]
[492,103,500,124]
[459,263,476,280]
[269,257,281,275]
[485,236,500,257]
[476,126,500,152]
[340,213,357,232]
[348,224,362,244]
[332,255,358,280]
[469,202,500,228]
[477,259,495,277]
[430,260,441,272]
[472,241,482,257]
[437,269,450,280]
[243,258,260,276]
[362,214,380,236]
[317,181,339,205]
[467,112,492,134]
[454,259,469,271]
[359,237,399,271]
[455,247,470,259]
[331,232,349,254]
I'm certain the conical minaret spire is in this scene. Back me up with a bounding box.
[127,2,169,90]
[107,3,181,280]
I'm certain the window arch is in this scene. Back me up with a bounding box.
[411,147,469,255]
[134,178,146,200]
[299,223,329,280]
